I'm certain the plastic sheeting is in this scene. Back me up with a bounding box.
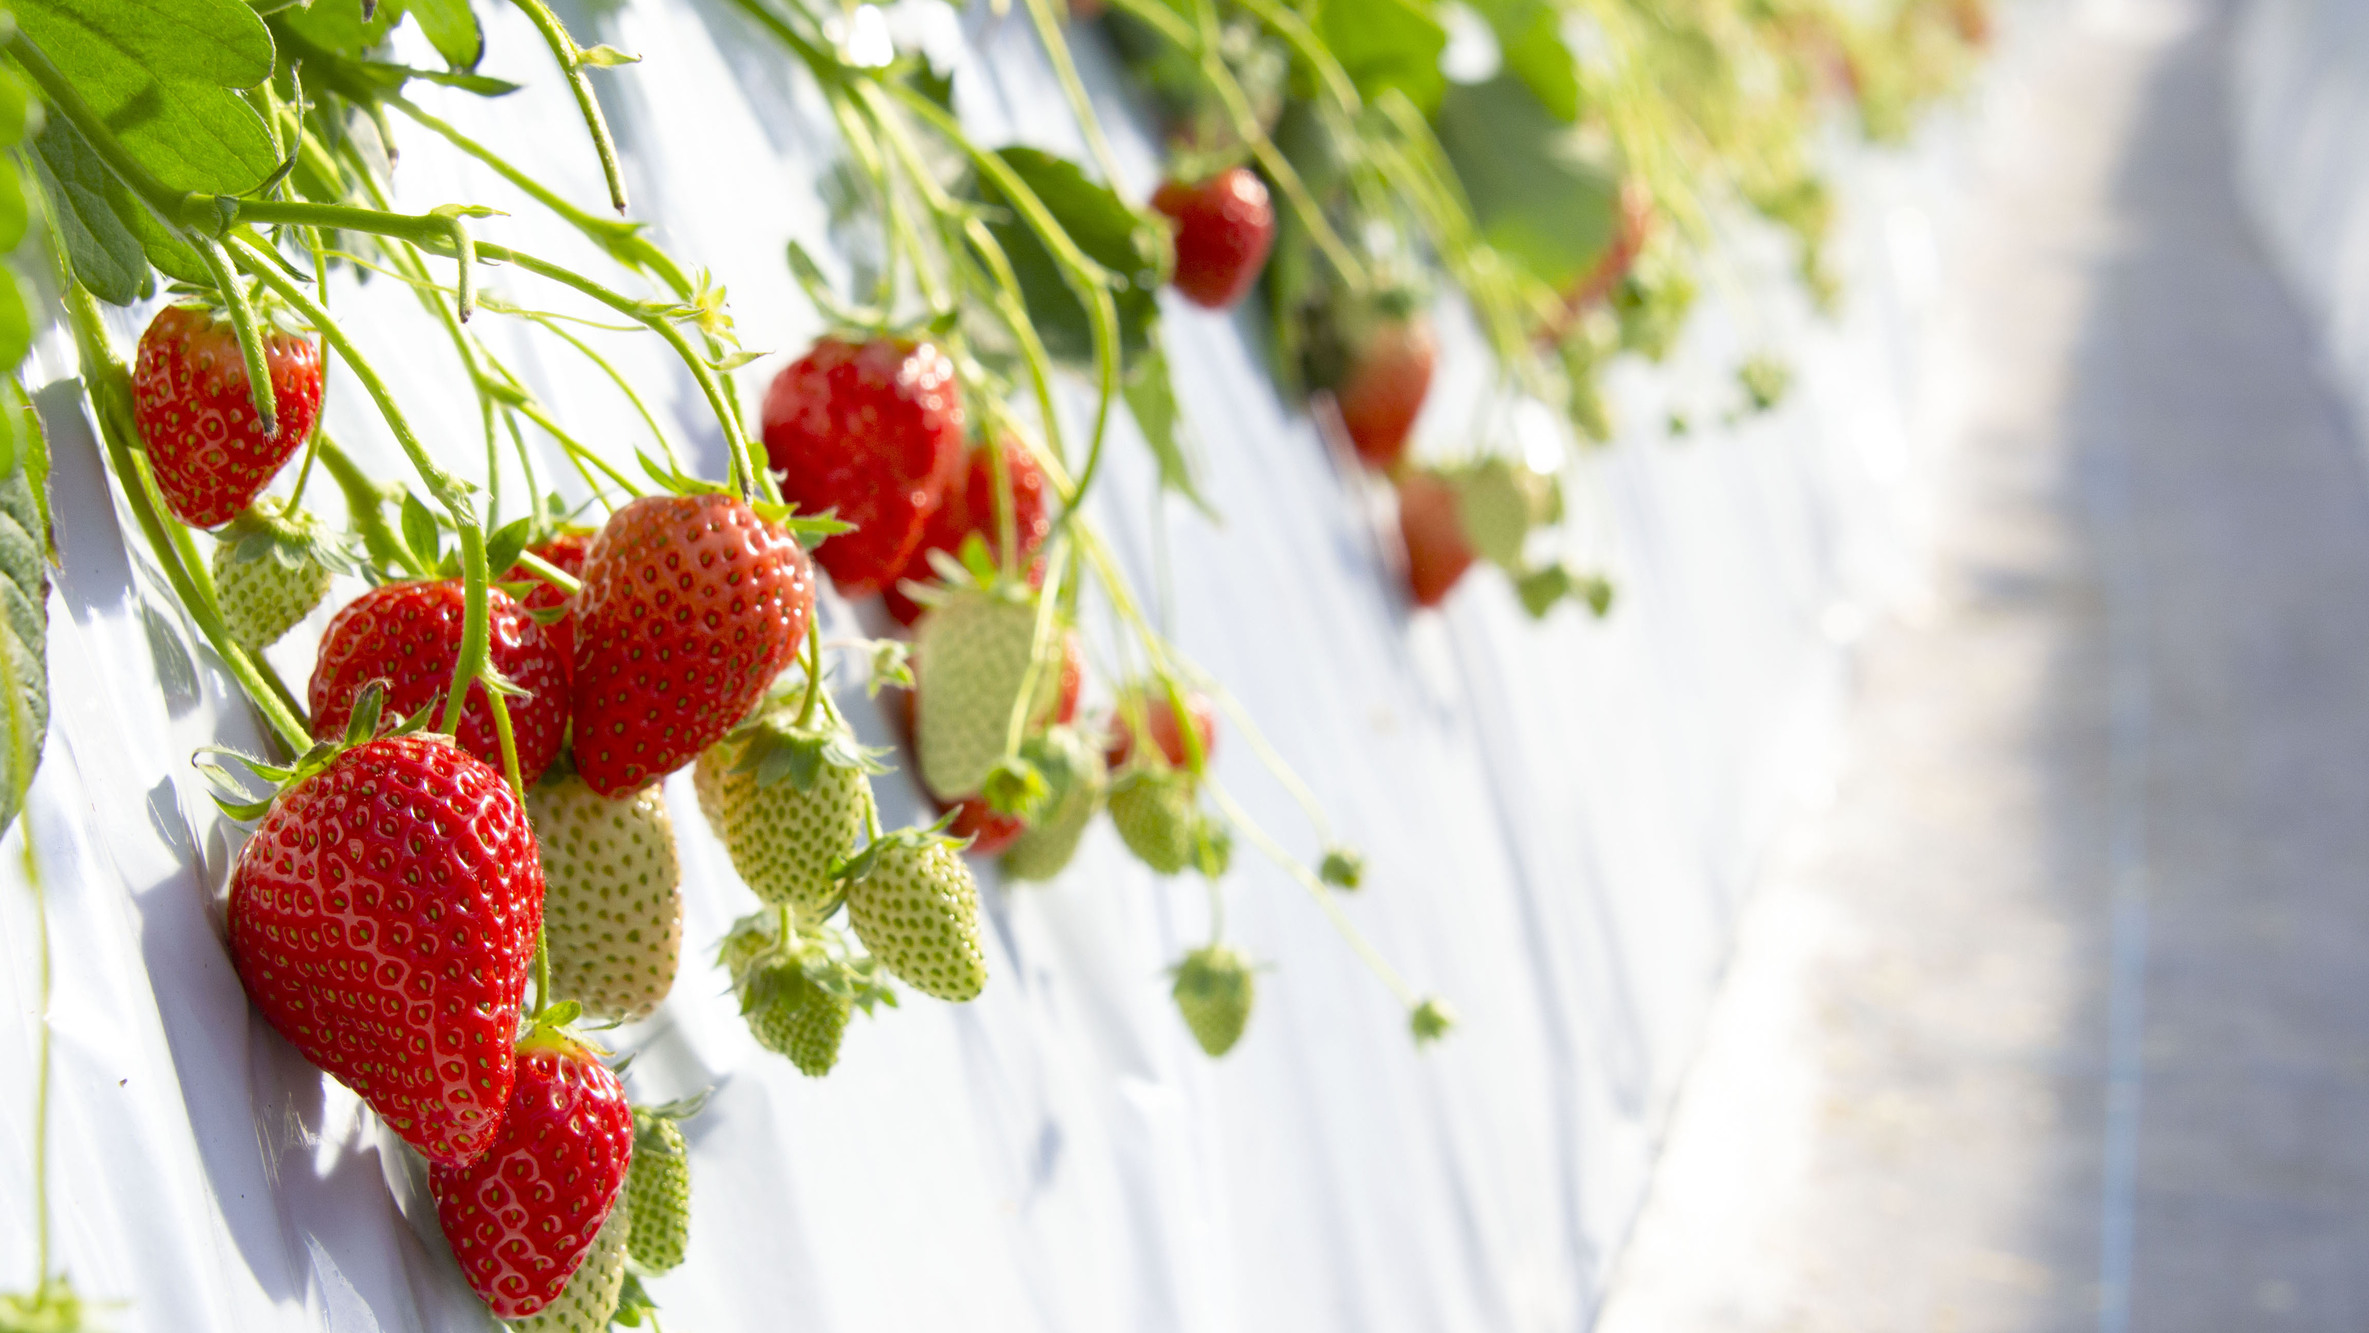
[2233,0,2369,448]
[0,3,1962,1329]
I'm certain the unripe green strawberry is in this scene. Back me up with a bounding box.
[1172,945,1255,1057]
[1453,457,1557,570]
[914,585,1043,801]
[529,771,683,1023]
[625,1110,690,1272]
[745,958,851,1076]
[211,501,338,650]
[510,1197,629,1333]
[1002,727,1108,882]
[695,709,881,920]
[1109,769,1197,876]
[844,833,988,1001]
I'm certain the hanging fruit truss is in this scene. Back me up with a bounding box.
[0,0,1982,1326]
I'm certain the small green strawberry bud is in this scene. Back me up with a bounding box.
[1318,847,1364,890]
[1002,727,1108,882]
[1515,564,1573,619]
[1409,996,1456,1045]
[1192,816,1232,880]
[1172,945,1255,1057]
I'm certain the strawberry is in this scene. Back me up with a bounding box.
[211,501,337,650]
[883,438,1053,625]
[309,579,571,786]
[1396,468,1475,608]
[1335,311,1435,470]
[132,304,324,528]
[1002,726,1108,882]
[1171,944,1254,1057]
[226,734,542,1167]
[944,796,1026,856]
[843,831,988,1001]
[624,1102,695,1272]
[1555,177,1655,329]
[510,1204,628,1333]
[744,955,852,1076]
[528,770,683,1023]
[760,337,966,597]
[1106,686,1216,771]
[504,530,591,664]
[431,1028,634,1319]
[1153,167,1276,310]
[1107,769,1197,875]
[693,708,879,920]
[913,584,1045,801]
[571,493,814,797]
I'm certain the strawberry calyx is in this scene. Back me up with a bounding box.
[725,708,890,793]
[214,499,360,576]
[833,816,961,882]
[1318,846,1364,890]
[720,910,897,1017]
[196,681,434,820]
[1409,996,1457,1046]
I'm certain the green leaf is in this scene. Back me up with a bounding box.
[405,0,485,71]
[0,159,27,254]
[15,0,280,196]
[1313,0,1446,115]
[29,117,147,305]
[400,491,441,568]
[1432,74,1618,291]
[0,414,50,839]
[121,194,213,286]
[274,0,401,57]
[0,273,33,377]
[1469,0,1578,122]
[482,514,532,579]
[0,66,40,150]
[1122,335,1215,516]
[975,147,1166,365]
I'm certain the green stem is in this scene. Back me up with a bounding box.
[515,550,583,595]
[507,0,632,214]
[795,620,823,728]
[1021,0,1126,185]
[1205,779,1414,1006]
[387,95,696,297]
[189,235,280,438]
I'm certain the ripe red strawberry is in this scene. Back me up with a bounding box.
[884,439,1053,625]
[504,530,591,664]
[571,494,814,797]
[227,735,542,1167]
[1397,469,1475,608]
[1106,687,1216,771]
[945,796,1026,856]
[760,338,966,597]
[309,580,570,786]
[431,1028,634,1319]
[1336,312,1436,470]
[1153,167,1276,309]
[132,305,324,528]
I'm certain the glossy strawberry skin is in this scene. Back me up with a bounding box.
[1397,470,1475,608]
[571,494,814,797]
[884,439,1053,626]
[503,531,591,665]
[760,338,966,598]
[309,581,571,787]
[227,736,543,1167]
[430,1037,634,1318]
[947,797,1027,856]
[1337,315,1436,471]
[132,306,324,529]
[1106,688,1215,770]
[1153,168,1277,310]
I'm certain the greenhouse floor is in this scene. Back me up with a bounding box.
[1594,1,2369,1330]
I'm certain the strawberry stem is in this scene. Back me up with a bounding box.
[795,621,824,729]
[508,0,633,215]
[189,234,282,439]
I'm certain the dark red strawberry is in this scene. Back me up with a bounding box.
[884,438,1054,625]
[760,338,966,597]
[1106,686,1215,771]
[132,305,324,529]
[227,735,542,1167]
[309,581,570,787]
[946,796,1027,856]
[1337,312,1436,471]
[502,530,590,664]
[430,1028,634,1318]
[1397,469,1474,608]
[571,493,813,797]
[1153,167,1277,310]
